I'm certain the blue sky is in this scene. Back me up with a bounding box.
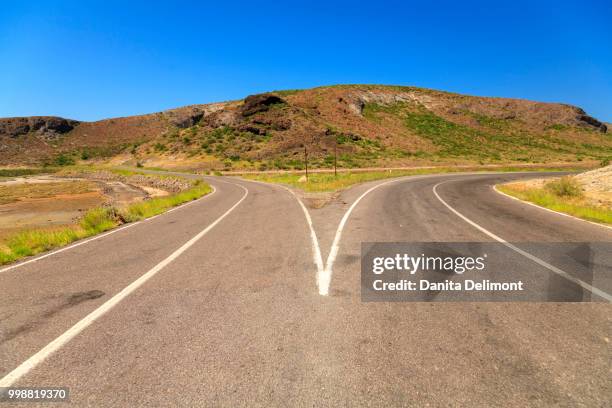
[1,1,610,121]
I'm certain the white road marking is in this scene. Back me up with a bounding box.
[236,178,325,277]
[0,184,247,387]
[493,185,612,231]
[319,178,404,295]
[433,180,612,302]
[317,172,517,295]
[290,193,325,278]
[0,186,216,274]
[278,174,452,295]
[242,171,564,296]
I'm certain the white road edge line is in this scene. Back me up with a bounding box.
[0,184,248,387]
[318,172,533,295]
[0,185,217,274]
[236,178,325,279]
[244,176,403,295]
[290,192,325,276]
[493,184,612,231]
[320,177,404,295]
[240,171,558,296]
[433,180,612,302]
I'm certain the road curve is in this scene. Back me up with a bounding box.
[0,171,609,406]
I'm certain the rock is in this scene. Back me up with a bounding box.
[0,116,79,140]
[298,175,307,183]
[240,93,286,116]
[271,118,291,131]
[577,113,607,133]
[206,110,240,128]
[346,98,365,115]
[238,125,265,135]
[164,106,205,128]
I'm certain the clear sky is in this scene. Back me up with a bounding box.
[1,0,610,122]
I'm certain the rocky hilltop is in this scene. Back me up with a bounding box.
[1,85,610,169]
[0,116,80,140]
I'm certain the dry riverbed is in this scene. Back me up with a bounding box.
[0,173,170,241]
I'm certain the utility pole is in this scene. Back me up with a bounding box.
[333,137,337,176]
[304,145,308,182]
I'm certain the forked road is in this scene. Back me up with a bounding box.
[0,172,610,406]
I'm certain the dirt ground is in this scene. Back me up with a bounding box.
[0,175,169,241]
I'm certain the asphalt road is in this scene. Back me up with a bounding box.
[0,172,610,406]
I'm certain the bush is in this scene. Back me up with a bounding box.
[54,154,75,166]
[601,158,610,167]
[80,207,119,234]
[545,176,583,198]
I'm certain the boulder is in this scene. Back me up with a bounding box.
[0,116,79,140]
[240,93,286,116]
[164,107,205,128]
[577,113,607,133]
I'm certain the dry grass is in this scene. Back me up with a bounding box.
[244,167,580,193]
[498,180,612,225]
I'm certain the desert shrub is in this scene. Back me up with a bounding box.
[80,207,119,234]
[545,177,583,198]
[54,154,75,166]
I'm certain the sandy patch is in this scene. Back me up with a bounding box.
[140,186,170,197]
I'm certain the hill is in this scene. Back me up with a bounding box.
[1,85,610,170]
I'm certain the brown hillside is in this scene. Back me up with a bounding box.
[1,85,610,169]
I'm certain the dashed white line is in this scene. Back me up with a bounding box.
[0,183,247,387]
[433,180,612,302]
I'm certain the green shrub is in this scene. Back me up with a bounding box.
[80,207,119,234]
[545,176,583,198]
[54,154,75,166]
